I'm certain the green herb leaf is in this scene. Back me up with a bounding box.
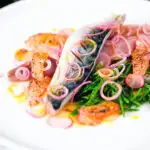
[70,109,79,116]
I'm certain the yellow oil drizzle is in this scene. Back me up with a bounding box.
[70,115,85,128]
[66,54,74,63]
[7,84,118,127]
[8,83,19,93]
[55,103,85,128]
[32,104,46,116]
[52,28,75,34]
[14,49,28,61]
[8,84,27,104]
[14,93,27,104]
[52,28,57,33]
[102,115,119,127]
[63,103,77,112]
[70,28,75,32]
[131,115,139,120]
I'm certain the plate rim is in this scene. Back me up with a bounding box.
[1,0,150,150]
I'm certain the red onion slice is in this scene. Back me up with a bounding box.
[43,59,52,71]
[109,57,126,69]
[97,68,114,79]
[100,81,122,101]
[85,30,106,37]
[78,67,85,80]
[125,74,144,89]
[65,62,82,81]
[49,85,69,100]
[15,67,30,81]
[108,64,126,80]
[82,63,93,69]
[74,39,97,57]
[43,57,57,77]
[47,117,72,129]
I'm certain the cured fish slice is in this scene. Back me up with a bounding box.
[132,39,149,75]
[25,33,69,60]
[77,102,120,125]
[44,15,125,115]
[7,56,57,82]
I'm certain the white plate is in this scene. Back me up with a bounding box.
[1,0,150,150]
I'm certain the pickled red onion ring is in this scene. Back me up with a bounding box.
[97,68,114,79]
[82,63,93,69]
[15,67,30,81]
[85,30,106,37]
[65,62,82,81]
[100,81,122,101]
[49,85,69,100]
[43,59,52,71]
[108,64,126,80]
[75,67,85,81]
[47,117,72,129]
[109,57,127,69]
[74,39,97,57]
[125,74,144,89]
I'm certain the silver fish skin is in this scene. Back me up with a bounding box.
[45,15,125,115]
